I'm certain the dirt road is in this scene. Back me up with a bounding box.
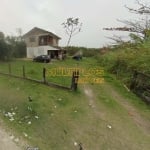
[83,83,150,137]
[0,119,23,150]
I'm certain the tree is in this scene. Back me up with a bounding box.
[62,17,82,46]
[14,41,26,58]
[16,28,23,41]
[0,32,5,40]
[0,29,26,61]
[0,32,12,61]
[125,0,150,15]
[6,35,26,58]
[103,0,150,41]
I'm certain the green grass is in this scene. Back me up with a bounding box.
[0,58,150,150]
[0,76,87,149]
[0,58,99,87]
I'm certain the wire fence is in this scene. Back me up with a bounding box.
[0,64,79,91]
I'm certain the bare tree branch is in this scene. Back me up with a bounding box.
[106,35,125,44]
[125,0,150,14]
[62,18,82,46]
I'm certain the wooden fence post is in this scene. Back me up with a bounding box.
[71,70,79,91]
[23,65,25,78]
[71,71,75,90]
[43,67,46,83]
[8,63,11,75]
[74,70,79,91]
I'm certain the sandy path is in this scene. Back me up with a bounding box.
[0,119,23,150]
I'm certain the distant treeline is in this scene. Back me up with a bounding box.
[64,46,100,57]
[0,32,26,61]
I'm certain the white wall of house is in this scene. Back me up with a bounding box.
[27,46,59,58]
[27,47,46,58]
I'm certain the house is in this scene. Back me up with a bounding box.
[23,27,63,59]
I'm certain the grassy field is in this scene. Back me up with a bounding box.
[0,58,99,87]
[0,58,150,150]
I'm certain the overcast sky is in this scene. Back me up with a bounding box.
[0,0,148,48]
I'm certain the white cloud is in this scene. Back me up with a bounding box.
[0,0,146,47]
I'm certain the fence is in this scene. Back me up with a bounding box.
[130,70,150,104]
[0,64,79,91]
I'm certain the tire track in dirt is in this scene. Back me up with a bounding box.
[102,83,150,136]
[83,85,107,122]
[83,83,150,136]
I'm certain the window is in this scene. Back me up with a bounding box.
[39,36,50,45]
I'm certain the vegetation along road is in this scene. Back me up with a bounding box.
[0,58,150,150]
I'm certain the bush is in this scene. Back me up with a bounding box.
[65,46,100,57]
[96,41,150,84]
